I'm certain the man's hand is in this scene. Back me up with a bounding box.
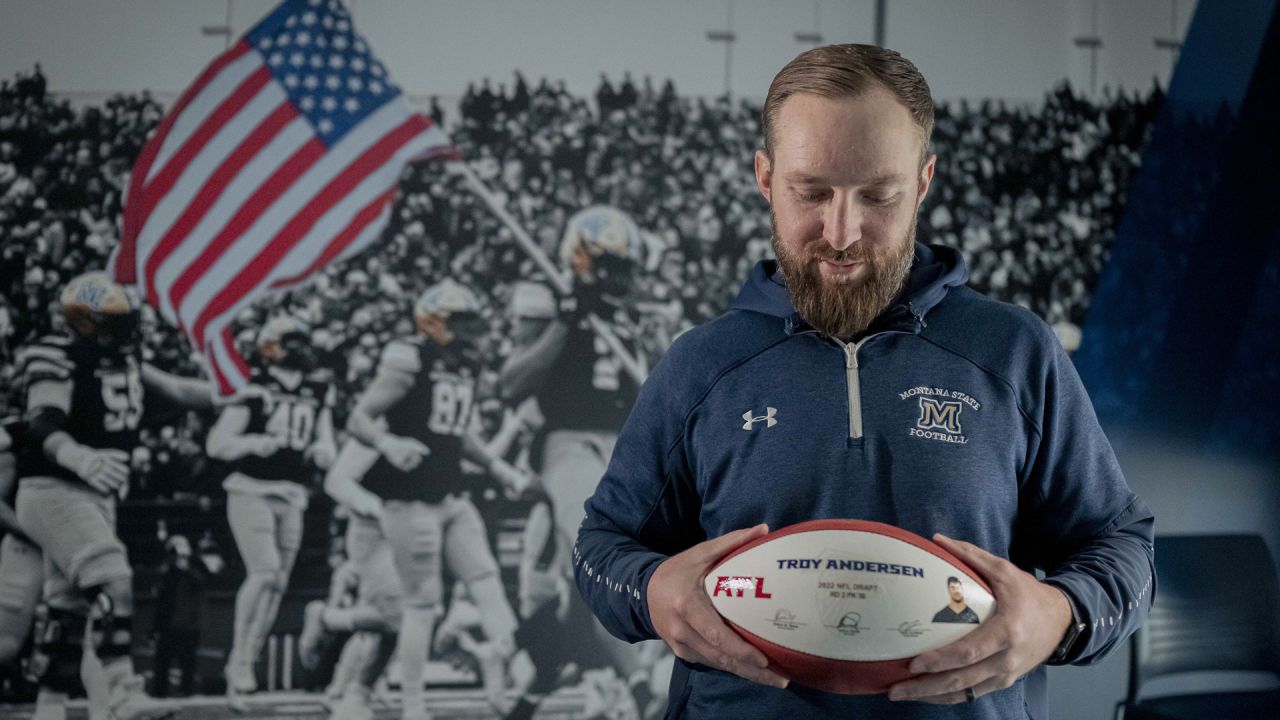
[647,524,789,689]
[56,443,130,495]
[488,457,532,496]
[375,434,430,471]
[888,534,1072,704]
[305,442,336,469]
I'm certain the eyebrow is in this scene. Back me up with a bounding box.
[783,171,907,187]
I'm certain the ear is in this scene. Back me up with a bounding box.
[754,150,773,204]
[915,154,937,210]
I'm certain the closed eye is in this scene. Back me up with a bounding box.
[794,189,829,203]
[864,193,901,207]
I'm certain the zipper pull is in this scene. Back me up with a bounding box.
[844,342,857,369]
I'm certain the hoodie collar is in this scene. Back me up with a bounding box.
[730,242,969,337]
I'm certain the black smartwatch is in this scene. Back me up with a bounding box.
[1048,589,1087,664]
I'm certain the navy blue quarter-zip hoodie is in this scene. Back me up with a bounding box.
[574,243,1155,719]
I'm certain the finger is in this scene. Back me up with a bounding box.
[893,671,1007,705]
[408,439,431,455]
[891,651,1006,701]
[101,462,130,484]
[674,636,788,688]
[692,524,769,564]
[683,594,770,670]
[102,449,131,462]
[933,534,1004,580]
[90,473,121,494]
[909,620,1004,674]
[670,640,715,669]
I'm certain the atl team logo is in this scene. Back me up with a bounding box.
[712,575,773,598]
[900,386,980,445]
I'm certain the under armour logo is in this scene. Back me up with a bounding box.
[742,407,778,430]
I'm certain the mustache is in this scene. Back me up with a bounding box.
[807,245,874,264]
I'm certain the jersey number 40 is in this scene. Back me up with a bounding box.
[265,401,317,451]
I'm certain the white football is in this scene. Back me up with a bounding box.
[704,519,995,694]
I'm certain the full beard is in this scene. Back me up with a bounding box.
[772,215,917,338]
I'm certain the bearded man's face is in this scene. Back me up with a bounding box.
[755,88,935,337]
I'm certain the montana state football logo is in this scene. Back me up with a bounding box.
[900,386,980,445]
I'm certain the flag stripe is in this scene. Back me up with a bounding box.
[117,41,254,282]
[271,185,397,288]
[173,97,418,329]
[150,116,314,323]
[142,100,298,308]
[134,62,275,304]
[206,332,236,395]
[167,137,326,330]
[146,45,261,187]
[224,325,251,381]
[195,121,440,341]
[138,81,288,293]
[137,66,271,225]
[190,114,429,346]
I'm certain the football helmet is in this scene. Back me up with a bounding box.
[414,278,487,346]
[59,271,140,350]
[558,206,642,300]
[257,315,317,370]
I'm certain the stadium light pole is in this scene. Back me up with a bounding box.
[706,0,737,100]
[201,0,235,50]
[1073,0,1103,97]
[795,0,824,46]
[1154,0,1183,76]
[874,0,887,47]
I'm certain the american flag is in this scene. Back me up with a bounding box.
[112,0,452,394]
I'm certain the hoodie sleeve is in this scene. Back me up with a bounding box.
[573,337,706,643]
[1016,331,1156,665]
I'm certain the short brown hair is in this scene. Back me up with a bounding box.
[762,44,934,161]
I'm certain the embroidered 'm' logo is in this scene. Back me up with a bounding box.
[917,398,963,434]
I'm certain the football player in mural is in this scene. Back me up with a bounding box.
[498,207,663,710]
[0,418,39,667]
[342,279,520,720]
[0,420,110,720]
[13,271,215,720]
[309,436,402,720]
[205,315,337,711]
[500,208,645,558]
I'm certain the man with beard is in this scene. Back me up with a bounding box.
[573,44,1153,719]
[206,315,336,711]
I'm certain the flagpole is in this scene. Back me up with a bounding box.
[450,161,648,384]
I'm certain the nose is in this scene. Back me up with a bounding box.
[822,192,862,251]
